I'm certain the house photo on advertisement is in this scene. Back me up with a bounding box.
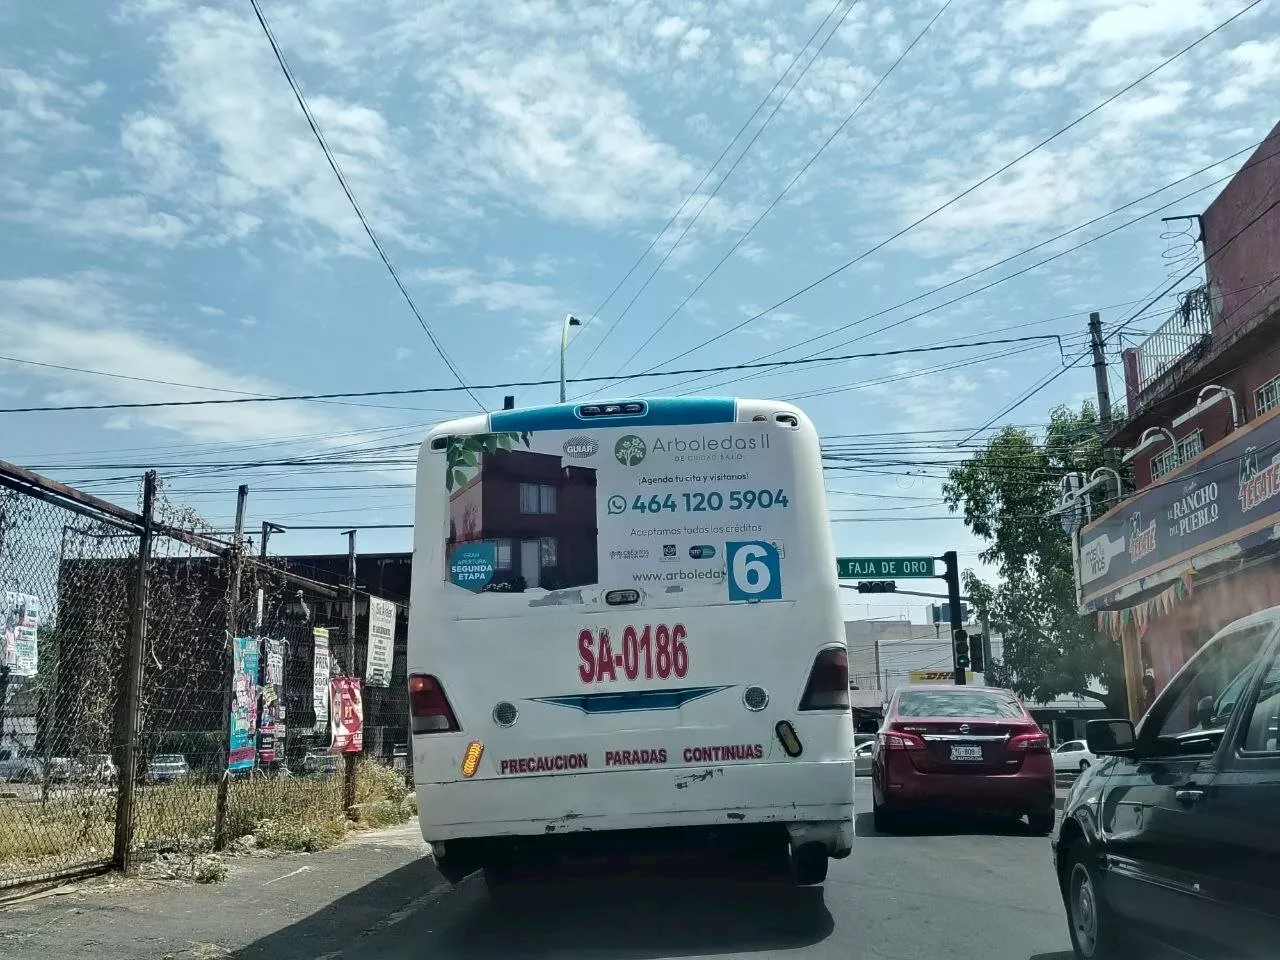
[446,435,599,592]
[1070,122,1280,719]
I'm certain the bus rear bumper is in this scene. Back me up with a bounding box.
[418,759,854,856]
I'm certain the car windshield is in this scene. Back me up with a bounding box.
[155,755,185,764]
[896,689,1024,719]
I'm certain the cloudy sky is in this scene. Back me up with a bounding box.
[1,0,1277,620]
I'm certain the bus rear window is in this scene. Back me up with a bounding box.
[896,690,1024,719]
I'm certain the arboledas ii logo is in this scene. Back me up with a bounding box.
[614,435,647,466]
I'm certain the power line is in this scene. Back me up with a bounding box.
[601,0,953,380]
[960,170,1280,443]
[553,0,853,377]
[247,0,480,407]
[625,139,1268,399]
[574,0,862,374]
[0,334,1063,414]
[0,354,470,414]
[585,0,1266,395]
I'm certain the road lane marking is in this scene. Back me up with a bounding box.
[264,865,311,886]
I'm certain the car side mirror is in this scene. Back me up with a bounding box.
[1195,695,1215,729]
[1086,718,1136,756]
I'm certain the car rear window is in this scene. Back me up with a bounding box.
[896,689,1024,718]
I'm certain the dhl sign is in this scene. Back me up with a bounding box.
[909,669,975,684]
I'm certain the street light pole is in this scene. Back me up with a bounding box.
[560,314,581,402]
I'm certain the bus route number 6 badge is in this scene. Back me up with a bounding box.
[725,541,782,602]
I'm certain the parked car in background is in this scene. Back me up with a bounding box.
[0,755,43,783]
[76,754,118,784]
[1053,607,1280,959]
[46,757,72,782]
[872,685,1055,833]
[142,754,190,784]
[854,740,874,777]
[1051,739,1096,773]
[299,751,339,776]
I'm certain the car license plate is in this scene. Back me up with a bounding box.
[950,744,983,761]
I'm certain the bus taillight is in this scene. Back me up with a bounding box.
[409,674,461,733]
[798,647,850,711]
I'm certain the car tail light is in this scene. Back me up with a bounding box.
[1008,730,1050,753]
[878,730,925,751]
[798,647,849,710]
[409,674,460,733]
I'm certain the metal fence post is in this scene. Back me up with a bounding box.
[214,484,249,851]
[113,470,156,873]
[343,529,357,811]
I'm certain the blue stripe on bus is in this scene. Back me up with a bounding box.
[528,685,732,714]
[489,397,736,432]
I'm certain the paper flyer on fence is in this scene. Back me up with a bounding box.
[228,636,260,771]
[365,597,395,688]
[258,636,284,763]
[2,592,39,677]
[330,677,363,753]
[312,627,330,735]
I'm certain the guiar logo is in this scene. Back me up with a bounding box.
[614,434,647,466]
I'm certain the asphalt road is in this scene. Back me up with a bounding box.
[1,780,1077,960]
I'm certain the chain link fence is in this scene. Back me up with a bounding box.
[0,463,410,890]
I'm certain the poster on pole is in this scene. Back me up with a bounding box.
[228,636,260,771]
[330,677,363,753]
[2,592,40,677]
[365,597,395,688]
[258,637,284,763]
[312,627,331,734]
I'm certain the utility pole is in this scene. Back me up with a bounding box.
[113,470,156,872]
[559,315,581,402]
[214,484,249,851]
[1089,311,1121,505]
[1091,310,1141,718]
[342,529,358,810]
[980,609,994,679]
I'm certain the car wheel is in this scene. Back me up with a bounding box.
[789,843,828,886]
[1079,759,1090,772]
[872,799,898,834]
[1064,840,1119,959]
[1028,810,1056,835]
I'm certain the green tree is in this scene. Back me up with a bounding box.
[444,432,529,491]
[942,402,1128,714]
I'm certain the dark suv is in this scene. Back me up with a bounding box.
[1053,608,1280,958]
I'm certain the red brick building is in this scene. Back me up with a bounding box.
[448,449,598,590]
[1078,123,1280,716]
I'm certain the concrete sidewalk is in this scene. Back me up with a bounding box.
[0,822,444,960]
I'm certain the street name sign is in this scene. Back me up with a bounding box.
[836,556,935,579]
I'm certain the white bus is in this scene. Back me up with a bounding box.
[408,397,853,886]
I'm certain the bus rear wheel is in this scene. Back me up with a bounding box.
[789,842,828,886]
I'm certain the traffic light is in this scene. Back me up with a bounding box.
[953,629,970,670]
[855,581,897,594]
[969,636,984,673]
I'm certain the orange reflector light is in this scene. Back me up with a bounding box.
[775,721,803,758]
[461,740,484,778]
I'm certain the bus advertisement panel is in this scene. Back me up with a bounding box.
[440,422,794,606]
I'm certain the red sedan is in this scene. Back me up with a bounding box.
[871,685,1055,834]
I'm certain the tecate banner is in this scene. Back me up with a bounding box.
[440,423,792,605]
[1078,408,1280,608]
